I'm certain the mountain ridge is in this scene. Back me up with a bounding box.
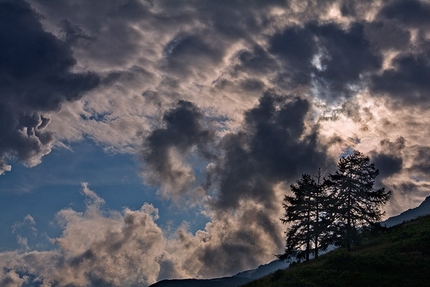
[383,195,430,227]
[149,259,290,287]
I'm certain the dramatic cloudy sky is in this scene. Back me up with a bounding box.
[1,0,430,286]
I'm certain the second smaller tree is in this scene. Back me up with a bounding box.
[279,171,331,261]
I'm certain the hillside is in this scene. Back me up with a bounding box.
[243,215,430,287]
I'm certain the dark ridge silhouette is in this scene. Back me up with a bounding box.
[149,277,251,287]
[383,195,430,227]
[149,260,290,287]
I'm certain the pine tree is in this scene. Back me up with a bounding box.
[327,150,391,251]
[279,171,331,261]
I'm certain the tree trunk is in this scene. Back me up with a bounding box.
[315,168,321,259]
[306,208,310,261]
[346,186,351,251]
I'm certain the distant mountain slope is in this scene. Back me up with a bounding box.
[233,259,289,280]
[149,277,251,287]
[244,215,430,287]
[149,260,290,287]
[383,195,430,227]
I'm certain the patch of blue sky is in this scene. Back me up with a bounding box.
[0,139,210,251]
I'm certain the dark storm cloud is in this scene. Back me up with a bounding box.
[366,1,430,105]
[410,147,430,175]
[240,78,265,92]
[0,0,100,172]
[233,45,279,76]
[371,137,405,178]
[142,101,214,196]
[162,34,225,78]
[373,154,403,178]
[269,22,381,98]
[269,25,316,85]
[311,23,381,94]
[379,0,430,27]
[364,21,411,51]
[370,54,430,104]
[59,19,95,47]
[212,91,329,210]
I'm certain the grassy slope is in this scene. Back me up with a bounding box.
[244,215,430,287]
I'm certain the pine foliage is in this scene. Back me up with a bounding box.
[327,150,391,250]
[279,171,332,261]
[280,150,391,260]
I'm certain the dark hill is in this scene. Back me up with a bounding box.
[244,215,430,287]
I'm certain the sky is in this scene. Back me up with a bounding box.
[1,0,430,286]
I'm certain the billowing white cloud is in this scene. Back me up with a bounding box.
[0,183,285,286]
